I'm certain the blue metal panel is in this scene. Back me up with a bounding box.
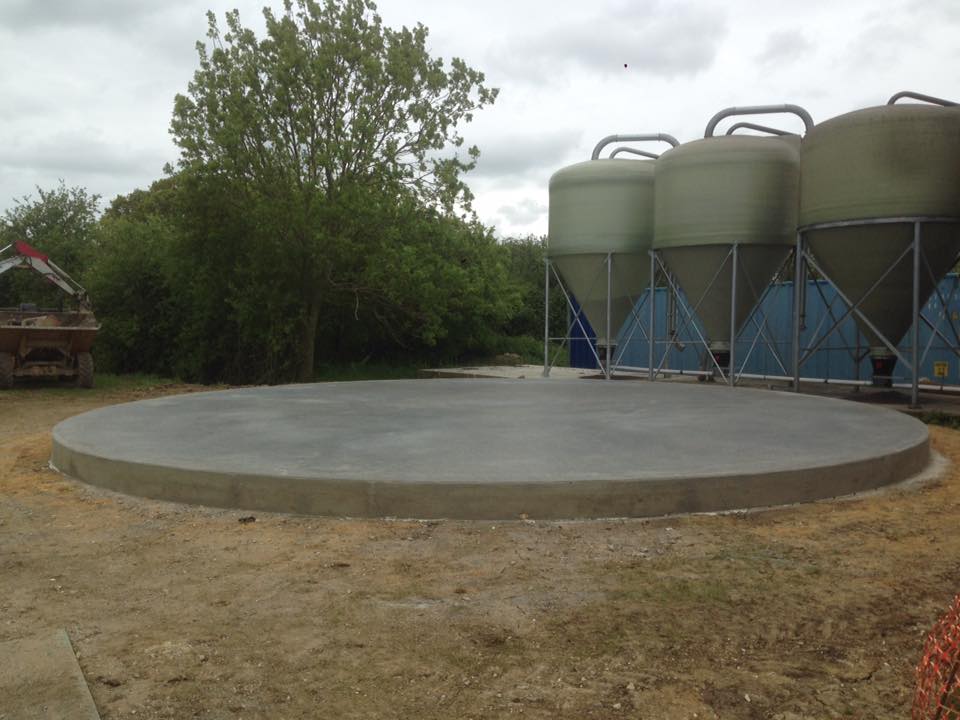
[572,274,960,385]
[568,297,599,370]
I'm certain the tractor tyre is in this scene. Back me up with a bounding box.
[0,353,13,390]
[77,353,94,389]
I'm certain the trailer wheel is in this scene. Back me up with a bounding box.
[77,352,94,389]
[0,353,13,390]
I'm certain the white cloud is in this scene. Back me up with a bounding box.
[1,0,959,238]
[756,30,812,66]
[0,0,171,29]
[497,197,547,228]
[1,132,166,176]
[484,1,727,84]
[469,129,583,182]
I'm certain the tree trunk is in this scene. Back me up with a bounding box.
[298,294,322,382]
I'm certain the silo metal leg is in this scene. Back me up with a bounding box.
[543,258,550,378]
[729,243,738,386]
[911,222,921,408]
[605,252,612,380]
[792,233,803,392]
[648,251,655,381]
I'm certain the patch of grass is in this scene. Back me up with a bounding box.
[611,576,732,605]
[706,542,806,568]
[915,411,960,429]
[90,373,181,392]
[311,363,422,383]
[2,372,180,398]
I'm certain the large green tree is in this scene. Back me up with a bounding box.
[170,0,497,379]
[498,235,567,340]
[84,213,182,375]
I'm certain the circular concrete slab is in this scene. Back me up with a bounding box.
[51,379,930,520]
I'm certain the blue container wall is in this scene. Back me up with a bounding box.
[571,274,960,384]
[568,298,600,369]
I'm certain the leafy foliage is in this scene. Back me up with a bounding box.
[1,3,552,384]
[83,213,182,376]
[2,178,550,383]
[0,183,100,309]
[170,0,497,379]
[498,235,566,340]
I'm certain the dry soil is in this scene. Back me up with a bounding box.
[2,381,958,719]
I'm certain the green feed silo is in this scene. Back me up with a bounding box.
[547,134,678,358]
[653,105,813,376]
[799,91,960,385]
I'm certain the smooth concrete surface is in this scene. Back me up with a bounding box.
[0,630,101,720]
[51,379,931,520]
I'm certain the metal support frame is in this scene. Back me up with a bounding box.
[736,252,792,380]
[728,244,738,386]
[806,275,867,367]
[791,233,803,390]
[605,253,612,380]
[792,216,960,408]
[541,254,654,381]
[542,258,606,376]
[912,223,921,407]
[651,250,729,381]
[646,244,793,386]
[542,259,550,377]
[609,274,652,370]
[918,275,960,369]
[648,250,656,380]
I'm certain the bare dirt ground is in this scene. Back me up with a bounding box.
[2,380,959,719]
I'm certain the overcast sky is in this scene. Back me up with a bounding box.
[1,0,958,238]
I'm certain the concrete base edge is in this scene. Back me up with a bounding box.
[50,434,931,521]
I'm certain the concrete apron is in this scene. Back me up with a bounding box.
[51,379,931,521]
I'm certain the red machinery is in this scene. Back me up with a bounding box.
[0,241,99,389]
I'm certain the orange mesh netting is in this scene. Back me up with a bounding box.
[915,595,960,719]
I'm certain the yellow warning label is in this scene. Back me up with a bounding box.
[934,361,949,379]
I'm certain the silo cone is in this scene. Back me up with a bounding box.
[656,243,792,357]
[548,158,656,350]
[547,252,649,349]
[654,128,805,373]
[800,94,960,385]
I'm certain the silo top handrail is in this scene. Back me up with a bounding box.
[590,133,680,160]
[704,104,814,138]
[610,147,661,160]
[725,121,792,137]
[888,90,958,107]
